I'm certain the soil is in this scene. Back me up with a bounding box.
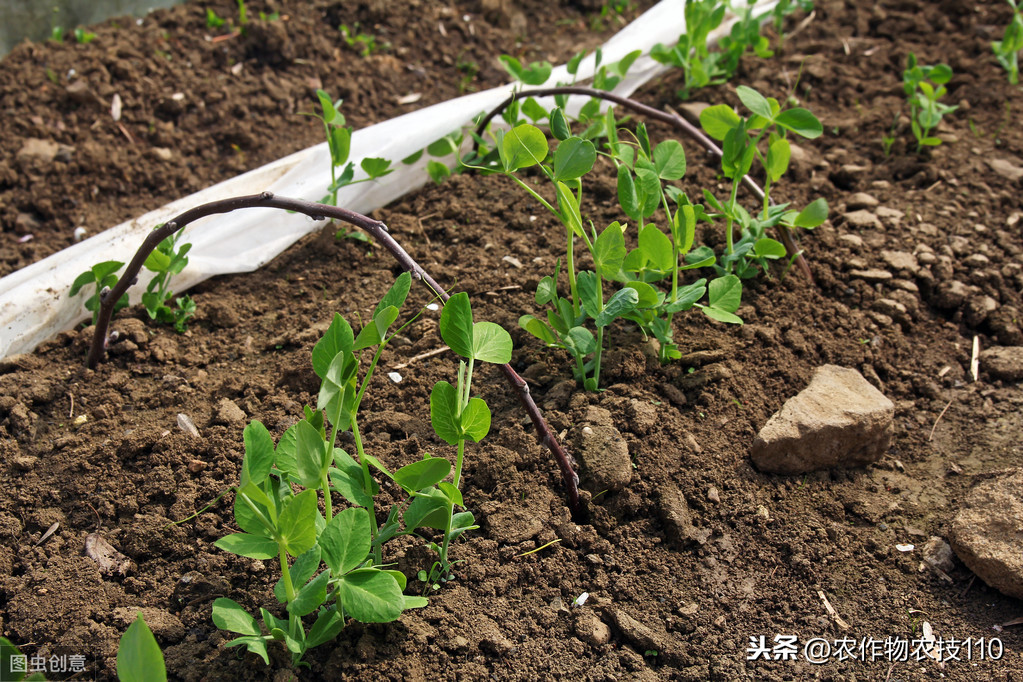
[2,1,1023,681]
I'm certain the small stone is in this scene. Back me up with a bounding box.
[880,250,918,274]
[921,536,956,574]
[575,612,611,647]
[843,210,882,230]
[979,346,1023,381]
[950,469,1023,599]
[846,192,879,210]
[986,157,1023,182]
[875,206,903,228]
[751,365,894,474]
[213,398,246,426]
[848,268,893,283]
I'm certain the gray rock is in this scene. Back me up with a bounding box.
[751,365,894,474]
[213,398,246,426]
[843,210,882,230]
[846,192,879,210]
[949,469,1023,599]
[980,346,1023,381]
[880,250,919,274]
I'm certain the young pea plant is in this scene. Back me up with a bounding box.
[902,54,957,153]
[212,273,433,666]
[140,225,195,332]
[305,90,393,209]
[993,0,1023,84]
[698,85,828,279]
[69,260,129,326]
[415,292,512,591]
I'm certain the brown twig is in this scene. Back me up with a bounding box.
[86,192,581,516]
[470,85,814,283]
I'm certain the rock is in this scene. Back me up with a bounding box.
[751,365,894,474]
[880,250,918,274]
[17,138,60,166]
[980,346,1023,381]
[574,611,611,647]
[848,268,893,283]
[949,469,1023,599]
[657,486,696,546]
[921,536,956,574]
[843,210,882,230]
[846,192,879,210]
[213,398,246,426]
[572,417,632,492]
[986,157,1023,182]
[965,295,998,327]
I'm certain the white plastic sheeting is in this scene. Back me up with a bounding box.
[0,0,777,360]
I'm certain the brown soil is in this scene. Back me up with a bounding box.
[2,0,1023,680]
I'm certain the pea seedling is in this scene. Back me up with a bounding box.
[993,0,1023,84]
[902,53,957,153]
[698,85,828,278]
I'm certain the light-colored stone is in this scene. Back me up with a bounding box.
[843,210,882,230]
[986,157,1023,182]
[751,365,894,474]
[847,192,879,210]
[880,250,918,274]
[949,469,1023,599]
[213,398,246,426]
[979,346,1023,381]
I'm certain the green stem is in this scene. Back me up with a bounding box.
[351,416,381,565]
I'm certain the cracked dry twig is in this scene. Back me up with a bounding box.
[86,192,581,516]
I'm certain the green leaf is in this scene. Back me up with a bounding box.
[617,165,640,220]
[274,546,322,603]
[339,569,407,623]
[240,421,275,489]
[593,222,626,279]
[766,137,791,184]
[703,306,744,324]
[652,139,686,180]
[294,419,330,489]
[143,249,172,273]
[501,124,548,171]
[461,397,491,442]
[638,224,674,272]
[556,181,584,237]
[754,237,787,259]
[707,275,742,313]
[774,108,823,138]
[519,314,558,345]
[214,533,279,560]
[312,314,355,379]
[550,108,571,140]
[361,157,393,178]
[595,287,639,327]
[626,281,660,308]
[552,137,596,182]
[563,327,597,356]
[117,613,166,682]
[430,381,461,446]
[212,598,262,636]
[736,85,774,121]
[306,607,346,648]
[440,293,473,359]
[472,321,513,364]
[278,489,319,558]
[699,104,741,140]
[792,197,828,228]
[288,570,331,617]
[395,457,452,492]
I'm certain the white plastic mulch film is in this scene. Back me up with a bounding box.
[0,0,778,360]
